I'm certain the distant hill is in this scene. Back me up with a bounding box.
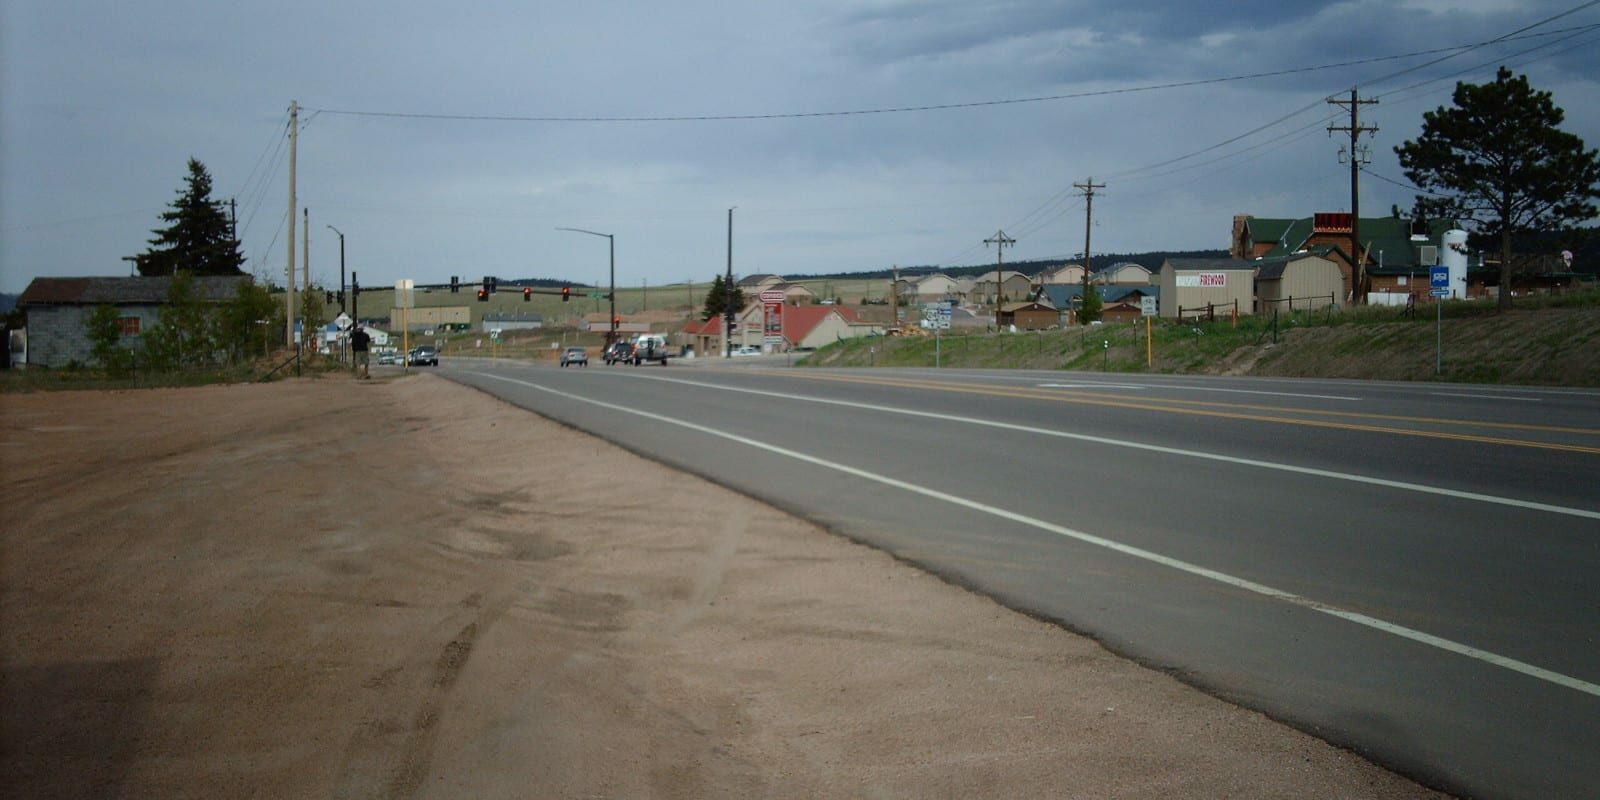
[0,293,16,314]
[786,250,1229,282]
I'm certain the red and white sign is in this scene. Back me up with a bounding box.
[762,297,784,344]
[760,289,786,303]
[1176,272,1227,288]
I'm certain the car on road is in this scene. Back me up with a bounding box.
[407,346,438,366]
[604,342,635,365]
[378,352,396,365]
[560,346,588,367]
[733,345,763,356]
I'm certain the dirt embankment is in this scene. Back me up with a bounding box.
[1229,307,1600,383]
[1,375,1446,798]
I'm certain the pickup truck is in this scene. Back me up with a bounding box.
[630,334,672,366]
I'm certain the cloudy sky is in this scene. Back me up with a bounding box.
[3,0,1598,294]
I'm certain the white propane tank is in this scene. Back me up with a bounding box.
[1441,229,1469,300]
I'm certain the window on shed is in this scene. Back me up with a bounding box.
[118,317,141,336]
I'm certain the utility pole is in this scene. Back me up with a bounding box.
[984,230,1015,330]
[890,265,899,332]
[725,207,735,358]
[229,198,237,241]
[1329,89,1377,305]
[286,100,297,349]
[302,207,310,297]
[327,225,345,313]
[1075,178,1105,320]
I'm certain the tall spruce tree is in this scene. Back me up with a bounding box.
[136,158,245,277]
[701,275,746,321]
[1395,67,1600,309]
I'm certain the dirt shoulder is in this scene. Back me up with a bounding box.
[1,374,1447,799]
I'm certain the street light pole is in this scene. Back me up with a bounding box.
[326,225,345,314]
[556,227,616,345]
[726,207,735,358]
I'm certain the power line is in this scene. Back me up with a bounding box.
[307,26,1598,125]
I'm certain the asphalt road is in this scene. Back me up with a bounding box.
[439,357,1600,800]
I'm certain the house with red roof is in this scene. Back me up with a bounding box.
[680,302,883,355]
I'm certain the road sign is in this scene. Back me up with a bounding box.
[1430,288,1451,298]
[588,290,603,300]
[334,312,352,331]
[395,279,415,309]
[1140,296,1157,316]
[761,289,785,303]
[1430,266,1450,289]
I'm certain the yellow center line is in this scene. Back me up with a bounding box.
[776,371,1600,455]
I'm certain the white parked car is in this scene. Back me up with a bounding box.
[733,345,762,356]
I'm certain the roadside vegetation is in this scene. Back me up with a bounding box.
[801,288,1600,386]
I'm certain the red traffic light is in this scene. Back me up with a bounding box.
[561,286,570,302]
[476,288,488,302]
[612,315,620,326]
[523,287,532,301]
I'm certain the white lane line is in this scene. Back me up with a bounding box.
[470,370,1600,699]
[592,370,1600,522]
[1431,392,1543,403]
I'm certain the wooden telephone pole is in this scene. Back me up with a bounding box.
[1329,89,1378,305]
[1075,178,1105,321]
[985,231,1015,330]
[285,101,298,348]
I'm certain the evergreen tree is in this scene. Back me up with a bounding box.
[1078,284,1103,325]
[1395,67,1600,309]
[136,159,245,277]
[701,275,746,321]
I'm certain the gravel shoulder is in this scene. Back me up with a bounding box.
[0,373,1448,798]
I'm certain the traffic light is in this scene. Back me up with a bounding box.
[523,287,532,302]
[561,286,570,303]
[612,315,620,327]
[476,288,488,302]
[325,290,334,304]
[337,290,344,305]
[484,275,496,295]
[450,276,459,293]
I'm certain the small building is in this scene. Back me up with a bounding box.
[18,275,251,368]
[1156,259,1256,319]
[782,304,882,349]
[1093,262,1154,286]
[1254,253,1345,312]
[774,282,817,304]
[393,305,469,331]
[972,270,1033,304]
[1034,263,1085,285]
[736,274,785,292]
[1039,285,1160,321]
[998,301,1059,330]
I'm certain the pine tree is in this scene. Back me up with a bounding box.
[1395,67,1600,309]
[136,159,245,277]
[701,276,746,321]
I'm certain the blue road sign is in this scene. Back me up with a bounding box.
[1430,265,1450,289]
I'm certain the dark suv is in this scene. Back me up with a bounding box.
[604,342,635,365]
[407,346,438,366]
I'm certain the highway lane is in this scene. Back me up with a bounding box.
[441,360,1600,799]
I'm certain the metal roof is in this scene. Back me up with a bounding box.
[18,275,252,305]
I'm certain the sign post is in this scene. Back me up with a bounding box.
[397,279,414,373]
[1431,266,1449,374]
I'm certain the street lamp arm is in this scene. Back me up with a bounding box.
[555,226,611,240]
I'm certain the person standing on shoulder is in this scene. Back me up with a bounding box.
[351,325,371,379]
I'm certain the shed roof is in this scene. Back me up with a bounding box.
[19,275,252,305]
